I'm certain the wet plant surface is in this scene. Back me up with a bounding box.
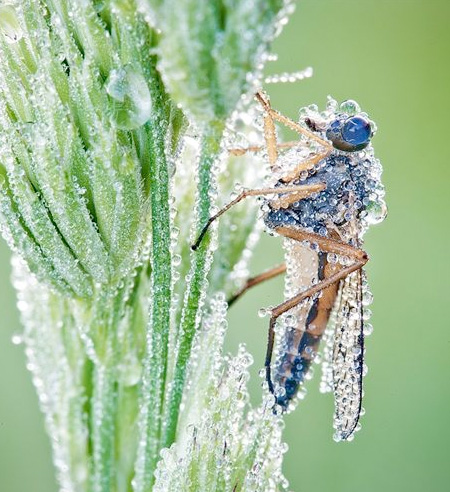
[0,1,295,491]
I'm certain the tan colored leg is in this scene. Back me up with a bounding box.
[272,253,366,318]
[274,225,367,261]
[227,263,286,307]
[255,91,332,149]
[254,91,333,183]
[228,140,301,156]
[264,225,368,394]
[191,183,326,250]
[254,91,278,166]
[270,181,326,209]
[229,140,331,187]
[264,106,278,166]
[280,147,332,183]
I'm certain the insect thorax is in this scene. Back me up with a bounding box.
[264,147,385,240]
[263,98,386,240]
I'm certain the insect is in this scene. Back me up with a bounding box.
[193,91,386,441]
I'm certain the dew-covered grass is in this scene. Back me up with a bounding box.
[0,1,295,490]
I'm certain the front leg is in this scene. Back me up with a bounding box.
[191,183,326,250]
[255,91,332,149]
[255,91,333,182]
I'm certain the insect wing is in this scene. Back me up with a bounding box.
[318,281,342,395]
[331,268,365,441]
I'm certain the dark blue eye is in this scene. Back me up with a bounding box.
[326,115,372,152]
[342,116,372,146]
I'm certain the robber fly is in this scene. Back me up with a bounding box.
[193,91,386,441]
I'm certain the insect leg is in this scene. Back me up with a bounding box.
[191,183,326,250]
[254,91,333,182]
[229,141,331,186]
[228,140,300,156]
[227,263,286,307]
[274,225,367,264]
[253,90,278,166]
[255,91,333,149]
[280,147,332,183]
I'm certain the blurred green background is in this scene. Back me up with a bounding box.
[1,0,449,491]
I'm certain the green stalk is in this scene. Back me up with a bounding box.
[0,2,295,490]
[91,362,117,492]
[162,124,224,449]
[134,109,172,490]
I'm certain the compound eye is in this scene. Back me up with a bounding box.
[342,116,372,148]
[326,115,372,152]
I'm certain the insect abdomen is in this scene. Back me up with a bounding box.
[274,252,340,409]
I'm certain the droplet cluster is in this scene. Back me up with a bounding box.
[11,256,90,491]
[209,104,268,298]
[153,297,289,492]
[270,241,318,410]
[0,2,161,297]
[265,66,313,84]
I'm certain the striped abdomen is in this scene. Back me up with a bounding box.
[274,248,340,409]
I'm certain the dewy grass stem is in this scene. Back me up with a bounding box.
[162,126,224,450]
[0,1,296,490]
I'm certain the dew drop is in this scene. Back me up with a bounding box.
[365,199,387,225]
[11,333,23,345]
[258,307,269,318]
[340,100,361,115]
[105,65,152,130]
[363,323,374,336]
[362,290,373,306]
[0,6,23,44]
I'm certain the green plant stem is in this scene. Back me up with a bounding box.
[89,289,127,492]
[91,362,117,492]
[136,110,172,490]
[162,123,224,449]
[0,2,295,489]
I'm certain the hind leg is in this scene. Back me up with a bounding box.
[227,263,286,307]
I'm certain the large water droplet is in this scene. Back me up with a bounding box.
[0,5,23,44]
[340,99,361,115]
[105,65,152,130]
[365,199,387,225]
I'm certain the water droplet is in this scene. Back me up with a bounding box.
[0,6,23,44]
[365,199,387,225]
[362,290,373,306]
[340,100,361,115]
[11,333,23,345]
[258,307,269,318]
[363,323,374,336]
[105,65,152,130]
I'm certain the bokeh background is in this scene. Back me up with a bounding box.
[1,0,449,490]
